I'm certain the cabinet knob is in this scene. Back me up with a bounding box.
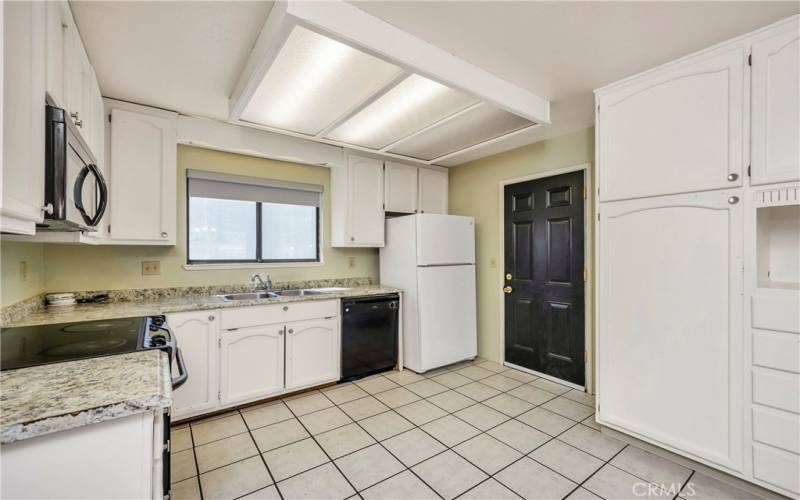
[350,236,355,242]
[74,120,83,128]
[503,286,513,294]
[70,112,79,120]
[208,315,215,321]
[161,232,168,238]
[279,330,284,336]
[728,196,739,205]
[283,306,288,311]
[727,173,739,182]
[288,329,294,334]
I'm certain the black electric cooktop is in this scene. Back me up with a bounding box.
[0,317,150,371]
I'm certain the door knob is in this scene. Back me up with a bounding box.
[503,286,513,294]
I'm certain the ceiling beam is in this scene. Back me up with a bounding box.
[286,0,550,124]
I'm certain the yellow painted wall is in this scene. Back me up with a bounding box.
[0,242,46,307]
[448,127,595,363]
[7,146,378,298]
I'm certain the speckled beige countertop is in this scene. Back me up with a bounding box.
[1,350,171,443]
[3,284,402,328]
[0,282,401,443]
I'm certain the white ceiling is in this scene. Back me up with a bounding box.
[71,1,799,164]
[70,0,274,119]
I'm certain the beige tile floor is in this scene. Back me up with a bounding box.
[169,359,761,500]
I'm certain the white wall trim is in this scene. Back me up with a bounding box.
[496,162,594,393]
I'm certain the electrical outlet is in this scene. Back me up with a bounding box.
[20,261,28,282]
[141,261,161,276]
[348,256,356,269]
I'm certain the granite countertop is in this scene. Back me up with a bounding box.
[1,350,171,443]
[3,284,402,328]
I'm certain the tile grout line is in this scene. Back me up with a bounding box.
[187,420,205,500]
[238,408,285,500]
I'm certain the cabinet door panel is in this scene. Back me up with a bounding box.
[44,1,68,108]
[597,190,743,471]
[384,162,418,213]
[108,105,176,243]
[418,168,448,214]
[220,326,284,406]
[168,311,219,419]
[285,318,339,389]
[597,47,744,201]
[347,155,384,245]
[751,27,800,185]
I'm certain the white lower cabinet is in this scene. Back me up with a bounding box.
[597,190,744,472]
[220,325,285,406]
[285,317,339,390]
[167,311,219,420]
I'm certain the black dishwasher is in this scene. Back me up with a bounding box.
[341,294,399,381]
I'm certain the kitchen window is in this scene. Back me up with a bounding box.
[187,170,321,264]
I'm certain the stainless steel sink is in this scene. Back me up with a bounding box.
[217,291,279,301]
[271,289,325,296]
[217,288,329,301]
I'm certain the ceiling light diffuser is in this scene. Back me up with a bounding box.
[325,74,479,149]
[240,25,403,135]
[388,103,534,161]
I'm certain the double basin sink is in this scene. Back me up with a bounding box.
[217,287,350,302]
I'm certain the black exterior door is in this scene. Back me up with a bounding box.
[504,170,585,386]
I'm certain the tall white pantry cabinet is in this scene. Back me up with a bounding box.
[595,15,799,498]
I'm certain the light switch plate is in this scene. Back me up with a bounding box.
[142,261,161,276]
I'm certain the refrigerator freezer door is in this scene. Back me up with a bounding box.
[416,214,475,266]
[417,264,477,371]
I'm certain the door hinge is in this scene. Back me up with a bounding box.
[748,53,752,66]
[747,165,751,177]
[107,224,111,233]
[382,203,385,209]
[583,269,588,282]
[584,350,587,362]
[218,338,222,348]
[583,186,587,199]
[596,104,600,113]
[597,213,600,221]
[108,113,112,123]
[218,390,221,401]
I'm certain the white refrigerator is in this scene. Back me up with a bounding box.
[380,214,477,373]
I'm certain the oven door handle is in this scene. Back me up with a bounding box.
[171,347,188,390]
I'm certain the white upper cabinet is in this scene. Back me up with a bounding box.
[384,162,418,214]
[418,168,448,214]
[751,26,800,186]
[105,99,177,245]
[44,0,69,109]
[332,154,385,247]
[168,311,219,420]
[1,0,46,235]
[285,317,339,390]
[220,325,284,406]
[598,189,743,471]
[596,46,745,201]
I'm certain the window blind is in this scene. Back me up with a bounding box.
[187,170,322,207]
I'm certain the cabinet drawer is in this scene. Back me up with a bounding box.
[753,406,800,453]
[752,293,800,334]
[753,443,800,494]
[220,300,339,330]
[753,330,800,373]
[752,367,800,413]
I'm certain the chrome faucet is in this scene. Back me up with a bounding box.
[251,273,273,291]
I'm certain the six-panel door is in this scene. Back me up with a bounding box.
[597,189,743,471]
[751,27,800,185]
[220,325,284,406]
[597,46,745,201]
[167,310,219,419]
[285,317,339,390]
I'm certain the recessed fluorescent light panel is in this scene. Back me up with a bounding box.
[325,74,479,149]
[388,103,534,161]
[240,25,403,135]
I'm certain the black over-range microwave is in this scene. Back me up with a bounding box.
[40,105,108,232]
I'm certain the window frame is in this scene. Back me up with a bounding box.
[185,177,321,265]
